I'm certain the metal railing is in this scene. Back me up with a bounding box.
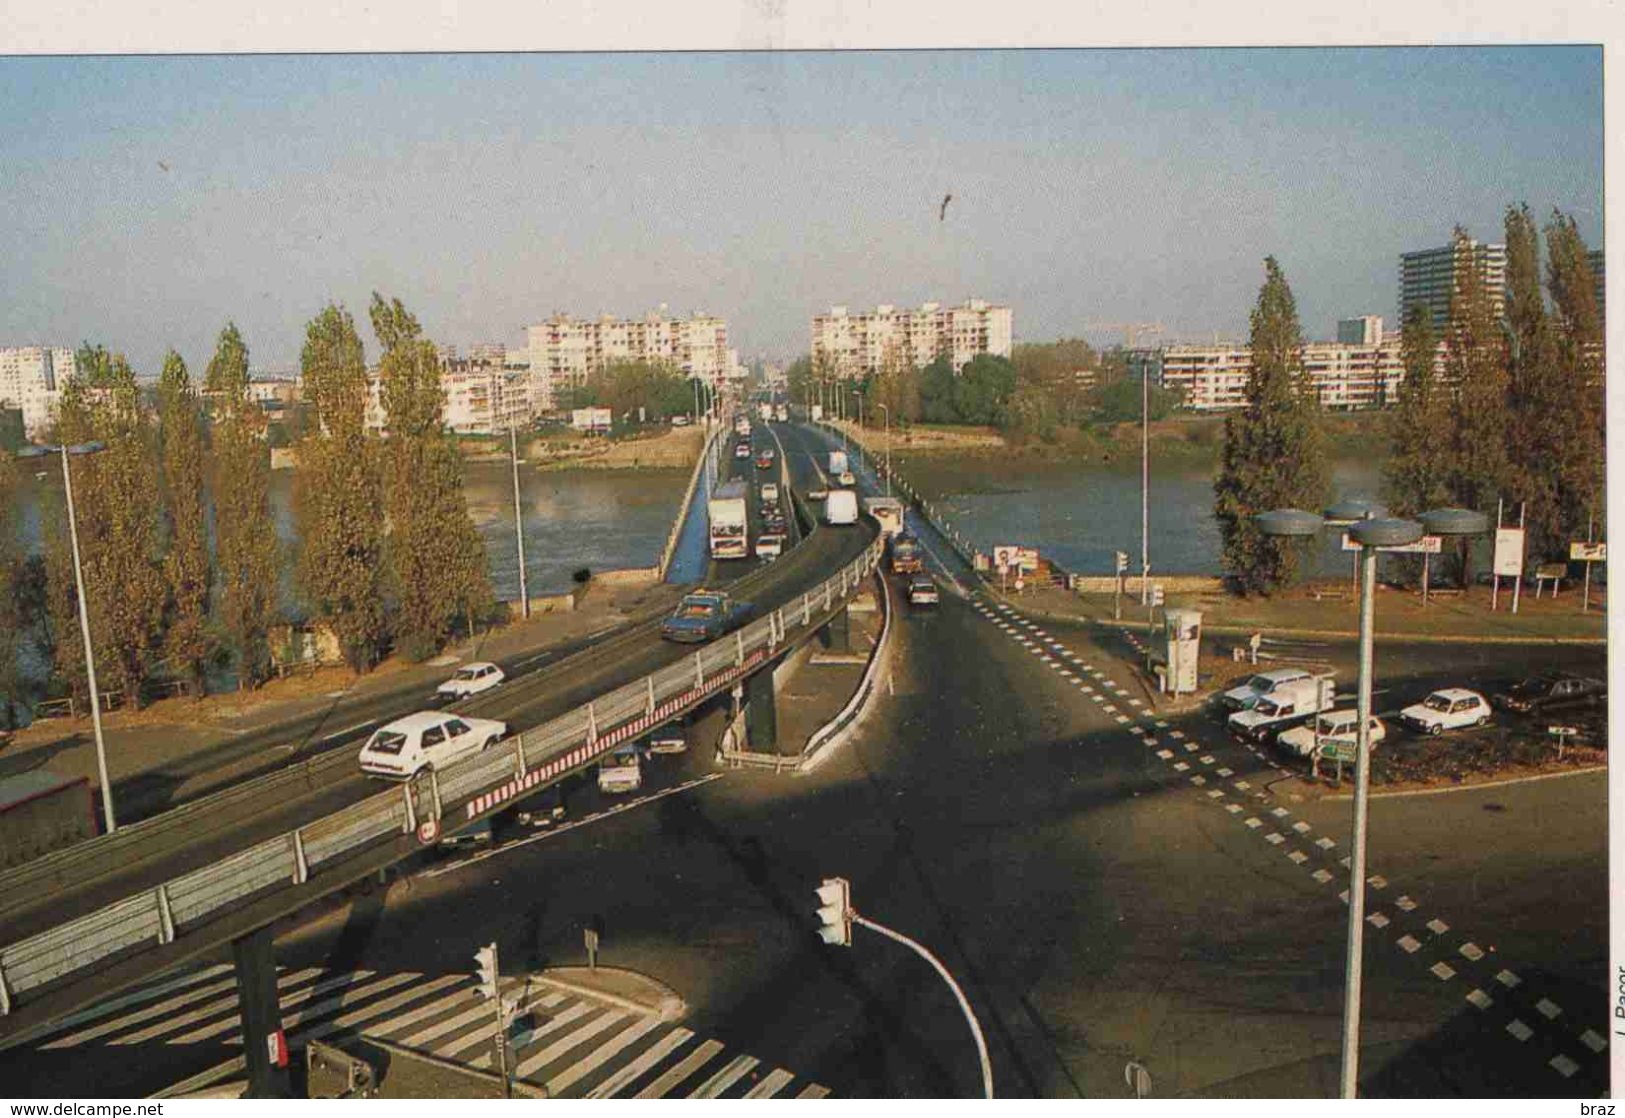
[0,532,884,1020]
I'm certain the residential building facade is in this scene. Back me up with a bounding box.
[809,299,1013,378]
[1399,238,1507,331]
[0,346,76,438]
[525,312,736,413]
[1136,325,1406,413]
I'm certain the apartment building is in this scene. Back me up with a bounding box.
[1399,238,1508,332]
[809,299,1013,378]
[524,312,736,413]
[0,346,76,437]
[363,348,533,436]
[1137,320,1406,412]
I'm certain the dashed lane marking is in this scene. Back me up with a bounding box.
[1507,1019,1534,1042]
[1430,962,1457,981]
[1466,989,1493,1010]
[1426,918,1450,935]
[1397,934,1421,954]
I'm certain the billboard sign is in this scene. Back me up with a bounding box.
[1015,547,1040,572]
[1570,542,1607,562]
[993,545,1019,570]
[1493,528,1526,577]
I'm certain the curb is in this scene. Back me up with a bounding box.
[798,573,896,774]
[1323,764,1606,801]
[533,966,687,1022]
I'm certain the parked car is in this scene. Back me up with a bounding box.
[670,414,691,426]
[648,727,688,755]
[438,817,494,852]
[1276,711,1387,758]
[907,573,940,606]
[761,482,780,503]
[1492,673,1606,715]
[660,590,753,643]
[1399,688,1492,735]
[1220,668,1314,713]
[359,711,508,778]
[436,661,506,699]
[598,747,643,794]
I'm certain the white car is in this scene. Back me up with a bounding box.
[359,711,509,779]
[755,533,785,559]
[1277,711,1387,758]
[648,728,688,755]
[1399,688,1492,735]
[1221,668,1312,712]
[598,747,643,794]
[761,483,780,503]
[837,470,856,487]
[436,661,506,699]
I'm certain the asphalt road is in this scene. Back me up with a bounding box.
[11,420,1604,1098]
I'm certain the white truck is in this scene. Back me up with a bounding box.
[828,450,849,477]
[708,479,750,560]
[864,496,906,539]
[1227,675,1337,743]
[570,407,612,434]
[824,489,859,526]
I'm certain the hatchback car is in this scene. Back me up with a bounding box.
[660,590,752,643]
[755,533,785,559]
[648,727,688,755]
[359,711,509,778]
[1277,711,1387,758]
[1399,688,1491,735]
[907,573,940,606]
[598,747,643,794]
[734,442,752,459]
[761,483,780,503]
[436,661,506,699]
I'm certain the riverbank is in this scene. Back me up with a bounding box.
[511,423,706,471]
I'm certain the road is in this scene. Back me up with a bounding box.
[8,415,1605,1098]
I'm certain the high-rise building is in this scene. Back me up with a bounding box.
[809,299,1013,379]
[1589,248,1605,325]
[0,346,76,438]
[524,312,735,413]
[1399,238,1507,331]
[1336,316,1383,346]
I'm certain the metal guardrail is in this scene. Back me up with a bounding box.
[0,532,884,1020]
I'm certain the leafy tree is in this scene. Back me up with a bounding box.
[1213,257,1330,594]
[952,354,1017,426]
[0,452,24,727]
[371,293,493,660]
[918,355,958,423]
[1091,377,1182,425]
[0,408,23,454]
[205,325,279,689]
[869,340,922,425]
[1442,226,1512,519]
[57,346,167,707]
[1541,209,1605,550]
[1011,338,1097,428]
[156,350,213,695]
[295,305,388,673]
[1382,304,1451,517]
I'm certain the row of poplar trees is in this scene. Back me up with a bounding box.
[1215,205,1603,595]
[2,294,492,717]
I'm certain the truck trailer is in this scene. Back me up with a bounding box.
[708,479,750,560]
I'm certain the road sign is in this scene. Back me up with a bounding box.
[1317,741,1358,763]
[1340,533,1441,554]
[416,818,441,845]
[1493,528,1526,577]
[1570,541,1607,562]
[992,545,1018,570]
[1015,547,1040,572]
[1547,725,1581,737]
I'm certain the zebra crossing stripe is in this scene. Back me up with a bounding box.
[321,973,470,1038]
[163,969,362,1045]
[43,967,269,1049]
[637,1037,726,1098]
[271,971,425,1039]
[587,1028,696,1098]
[743,1067,798,1098]
[399,982,541,1049]
[512,1009,634,1079]
[467,995,596,1061]
[116,967,330,1046]
[542,1015,665,1095]
[363,977,485,1038]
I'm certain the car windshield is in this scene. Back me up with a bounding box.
[678,600,719,619]
[368,731,407,755]
[1423,694,1453,712]
[1246,675,1276,691]
[611,750,639,766]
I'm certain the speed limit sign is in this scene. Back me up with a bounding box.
[416,818,441,845]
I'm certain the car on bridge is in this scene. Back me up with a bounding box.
[734,441,752,459]
[761,482,780,503]
[660,590,753,643]
[359,711,509,778]
[648,727,688,754]
[756,450,776,470]
[906,573,939,606]
[436,661,506,699]
[755,532,785,560]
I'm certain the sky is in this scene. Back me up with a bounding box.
[0,47,1604,373]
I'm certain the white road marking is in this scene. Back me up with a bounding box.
[1311,869,1333,884]
[1551,1054,1580,1078]
[1466,988,1493,1010]
[1287,850,1308,864]
[1507,1019,1534,1042]
[1367,912,1390,928]
[1426,918,1450,935]
[586,1027,696,1098]
[1535,998,1562,1020]
[1396,935,1421,954]
[636,1037,726,1098]
[1264,833,1284,845]
[1430,962,1457,981]
[542,1015,664,1095]
[1582,1030,1607,1053]
[1496,969,1522,988]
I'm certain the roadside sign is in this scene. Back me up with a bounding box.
[1492,528,1526,577]
[1149,584,1164,607]
[416,818,441,845]
[1015,547,1040,572]
[1318,741,1358,762]
[1570,542,1607,562]
[1547,725,1581,737]
[993,545,1018,570]
[1340,533,1441,554]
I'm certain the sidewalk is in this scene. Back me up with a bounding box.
[0,580,687,813]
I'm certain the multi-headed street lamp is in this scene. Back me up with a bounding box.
[1255,502,1488,1098]
[18,440,117,833]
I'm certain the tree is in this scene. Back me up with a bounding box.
[1541,209,1606,551]
[1442,226,1512,518]
[0,452,24,727]
[57,346,167,707]
[1213,257,1330,594]
[371,293,493,660]
[156,350,213,696]
[1012,338,1097,428]
[953,355,1017,426]
[1382,304,1451,518]
[1091,377,1181,425]
[295,305,389,673]
[870,340,922,425]
[205,325,280,689]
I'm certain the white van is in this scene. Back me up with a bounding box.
[824,489,859,526]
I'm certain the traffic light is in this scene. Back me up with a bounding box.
[815,877,851,947]
[474,943,500,1000]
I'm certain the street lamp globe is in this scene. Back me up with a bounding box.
[1418,507,1491,538]
[1349,517,1424,549]
[1254,508,1324,538]
[1324,499,1388,525]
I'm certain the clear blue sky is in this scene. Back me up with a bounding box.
[0,48,1602,372]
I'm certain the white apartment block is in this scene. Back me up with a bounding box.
[1399,238,1507,332]
[810,299,1013,379]
[1142,328,1406,412]
[525,312,736,413]
[0,346,76,438]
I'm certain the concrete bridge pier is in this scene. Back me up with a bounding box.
[743,665,779,754]
[821,605,851,653]
[232,925,291,1098]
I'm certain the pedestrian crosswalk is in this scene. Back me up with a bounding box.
[29,964,830,1099]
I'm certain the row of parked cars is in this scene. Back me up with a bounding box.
[1219,665,1605,759]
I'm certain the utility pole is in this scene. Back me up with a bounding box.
[509,423,529,619]
[1141,365,1150,606]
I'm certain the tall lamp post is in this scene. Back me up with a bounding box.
[508,421,530,619]
[875,403,891,497]
[1140,365,1150,605]
[19,441,117,834]
[1255,503,1486,1099]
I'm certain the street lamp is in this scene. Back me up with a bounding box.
[19,440,117,833]
[875,403,891,498]
[1256,503,1424,1099]
[508,421,529,620]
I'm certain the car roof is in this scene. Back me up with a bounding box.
[461,661,498,671]
[684,591,726,603]
[379,711,454,733]
[1427,688,1483,701]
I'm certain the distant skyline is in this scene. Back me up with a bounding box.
[0,48,1603,373]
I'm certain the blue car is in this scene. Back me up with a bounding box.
[660,591,752,643]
